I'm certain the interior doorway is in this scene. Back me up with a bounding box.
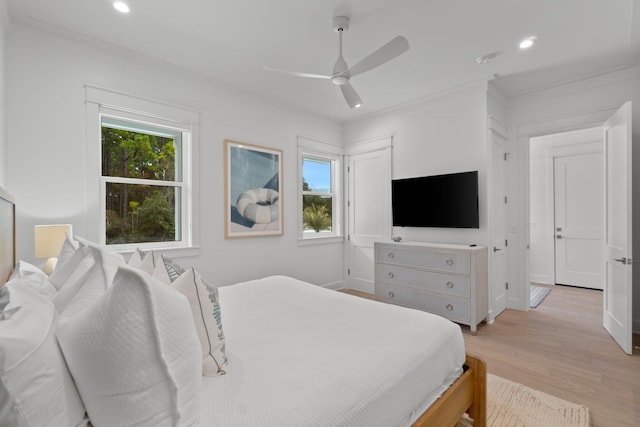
[528,127,604,289]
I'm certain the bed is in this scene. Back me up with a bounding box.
[0,187,486,427]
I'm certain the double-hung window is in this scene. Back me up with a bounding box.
[86,86,199,254]
[101,117,186,246]
[298,137,343,243]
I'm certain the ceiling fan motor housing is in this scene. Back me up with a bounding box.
[333,16,350,32]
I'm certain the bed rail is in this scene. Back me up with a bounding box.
[412,353,487,427]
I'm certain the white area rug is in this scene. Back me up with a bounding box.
[530,285,552,308]
[456,374,591,427]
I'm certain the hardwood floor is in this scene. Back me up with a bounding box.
[341,285,640,427]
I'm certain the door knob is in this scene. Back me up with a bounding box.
[493,247,502,252]
[556,235,563,239]
[614,257,628,264]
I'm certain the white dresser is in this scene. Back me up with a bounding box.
[374,241,488,333]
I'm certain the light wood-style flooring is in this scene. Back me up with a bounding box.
[341,285,640,427]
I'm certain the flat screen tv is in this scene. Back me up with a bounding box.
[392,171,479,228]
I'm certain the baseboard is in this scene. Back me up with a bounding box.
[322,280,346,291]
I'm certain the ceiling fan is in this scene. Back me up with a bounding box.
[262,16,409,109]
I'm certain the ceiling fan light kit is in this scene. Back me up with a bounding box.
[263,16,409,109]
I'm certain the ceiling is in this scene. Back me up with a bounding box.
[6,0,640,123]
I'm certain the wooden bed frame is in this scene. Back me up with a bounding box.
[412,353,487,427]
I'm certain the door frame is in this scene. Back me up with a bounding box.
[514,109,619,312]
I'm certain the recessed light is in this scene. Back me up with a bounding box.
[519,36,536,50]
[113,1,130,14]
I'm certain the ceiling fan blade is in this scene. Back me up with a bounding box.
[262,65,331,80]
[340,82,363,108]
[346,35,409,78]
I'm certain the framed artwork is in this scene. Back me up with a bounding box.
[224,139,283,238]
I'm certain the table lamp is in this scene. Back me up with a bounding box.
[34,224,73,275]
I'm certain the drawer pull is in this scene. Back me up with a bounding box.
[446,281,454,288]
[388,291,395,298]
[446,304,454,311]
[388,252,395,259]
[446,258,454,265]
[388,272,394,279]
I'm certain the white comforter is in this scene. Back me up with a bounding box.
[200,275,465,427]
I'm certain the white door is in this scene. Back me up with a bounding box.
[345,142,392,293]
[603,102,632,355]
[554,152,604,289]
[488,119,507,320]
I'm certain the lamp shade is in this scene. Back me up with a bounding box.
[34,224,73,258]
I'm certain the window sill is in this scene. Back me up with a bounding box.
[116,245,200,259]
[298,235,344,246]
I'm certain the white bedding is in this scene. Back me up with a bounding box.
[200,275,465,427]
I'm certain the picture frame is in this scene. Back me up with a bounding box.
[224,139,283,238]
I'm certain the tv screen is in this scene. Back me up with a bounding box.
[392,171,479,228]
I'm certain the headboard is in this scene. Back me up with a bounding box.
[0,186,15,285]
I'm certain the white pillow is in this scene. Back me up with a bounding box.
[52,247,96,314]
[136,250,156,275]
[56,265,201,427]
[0,283,88,427]
[127,248,143,267]
[7,261,57,299]
[57,232,80,270]
[172,268,228,377]
[49,246,94,291]
[9,260,45,279]
[54,246,125,320]
[152,256,172,284]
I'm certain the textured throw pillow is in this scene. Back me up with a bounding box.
[0,284,88,427]
[56,266,201,427]
[172,268,227,376]
[162,254,186,282]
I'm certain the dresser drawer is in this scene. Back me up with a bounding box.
[376,264,471,298]
[376,246,470,274]
[375,283,471,323]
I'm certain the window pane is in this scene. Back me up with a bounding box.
[105,182,180,244]
[102,122,181,182]
[302,194,332,232]
[303,157,331,192]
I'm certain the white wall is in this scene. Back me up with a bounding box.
[343,81,490,246]
[6,22,344,288]
[0,0,7,187]
[504,66,640,328]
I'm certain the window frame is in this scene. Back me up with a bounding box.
[85,86,200,257]
[297,137,344,245]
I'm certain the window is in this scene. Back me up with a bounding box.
[101,117,185,246]
[86,86,199,254]
[298,137,343,243]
